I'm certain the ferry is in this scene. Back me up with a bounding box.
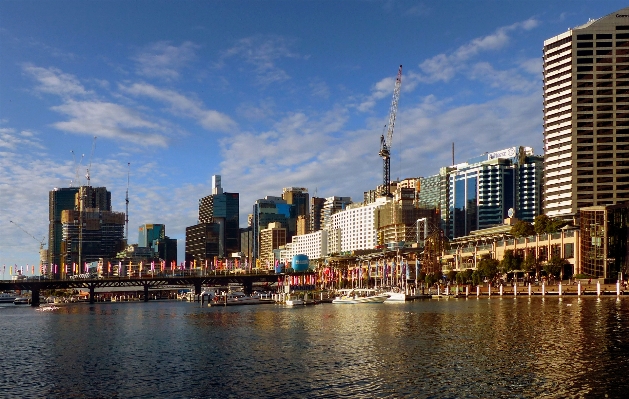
[0,292,18,303]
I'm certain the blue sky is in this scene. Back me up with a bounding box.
[0,0,624,270]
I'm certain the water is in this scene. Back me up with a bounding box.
[2,297,629,398]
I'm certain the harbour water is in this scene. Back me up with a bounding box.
[2,297,629,398]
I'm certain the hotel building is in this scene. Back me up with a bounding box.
[543,6,629,217]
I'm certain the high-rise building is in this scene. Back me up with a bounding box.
[48,187,79,277]
[310,197,326,233]
[322,196,352,230]
[543,7,629,217]
[259,222,286,267]
[444,147,543,239]
[251,196,291,261]
[189,175,240,260]
[138,224,165,248]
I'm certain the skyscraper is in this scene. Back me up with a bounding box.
[543,7,629,217]
[48,187,79,277]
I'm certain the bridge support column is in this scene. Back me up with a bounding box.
[31,288,40,307]
[144,285,149,302]
[243,280,253,296]
[194,281,202,296]
[89,285,95,304]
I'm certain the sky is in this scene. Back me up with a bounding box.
[0,0,626,270]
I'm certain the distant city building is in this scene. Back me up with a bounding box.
[186,175,239,262]
[60,206,125,271]
[138,224,165,248]
[185,223,220,264]
[280,229,329,263]
[322,196,352,230]
[138,224,176,266]
[543,6,629,217]
[251,196,291,261]
[259,222,286,268]
[310,197,326,233]
[48,187,79,277]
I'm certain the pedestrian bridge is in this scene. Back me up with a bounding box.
[0,271,315,306]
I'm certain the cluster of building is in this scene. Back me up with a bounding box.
[34,7,629,282]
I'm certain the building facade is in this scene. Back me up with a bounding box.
[331,197,388,253]
[48,187,79,277]
[543,7,629,217]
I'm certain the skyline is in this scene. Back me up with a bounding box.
[0,1,624,267]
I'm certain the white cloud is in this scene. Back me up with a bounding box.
[51,100,170,146]
[418,18,540,83]
[0,128,44,150]
[22,64,91,98]
[219,35,307,86]
[133,41,199,80]
[120,83,237,132]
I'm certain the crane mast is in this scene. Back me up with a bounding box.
[379,65,402,197]
[125,162,130,243]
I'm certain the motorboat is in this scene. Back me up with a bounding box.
[14,297,30,305]
[332,289,389,304]
[210,292,262,306]
[0,292,18,303]
[285,298,305,306]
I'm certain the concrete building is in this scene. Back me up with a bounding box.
[280,229,329,264]
[310,197,326,233]
[322,196,352,230]
[251,196,291,262]
[543,6,629,217]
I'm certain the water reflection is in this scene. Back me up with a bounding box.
[2,298,629,398]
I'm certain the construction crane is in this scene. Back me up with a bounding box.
[379,65,402,197]
[125,162,130,242]
[10,220,45,251]
[86,136,97,187]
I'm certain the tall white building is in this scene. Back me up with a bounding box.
[543,7,629,217]
[331,197,388,253]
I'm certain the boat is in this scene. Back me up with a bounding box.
[285,297,305,306]
[36,305,60,312]
[332,289,389,304]
[382,287,407,302]
[210,292,262,306]
[14,297,30,305]
[0,292,18,303]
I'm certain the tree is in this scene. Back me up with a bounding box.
[447,270,457,282]
[478,258,499,279]
[511,220,535,238]
[544,256,568,278]
[522,252,540,276]
[471,270,482,286]
[500,249,522,273]
[534,214,550,235]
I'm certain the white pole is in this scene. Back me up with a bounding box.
[597,281,601,297]
[466,285,469,297]
[528,283,532,296]
[559,282,562,296]
[488,283,491,297]
[617,281,621,297]
[514,282,517,296]
[477,285,480,297]
[578,281,581,296]
[542,283,545,296]
[499,284,503,296]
